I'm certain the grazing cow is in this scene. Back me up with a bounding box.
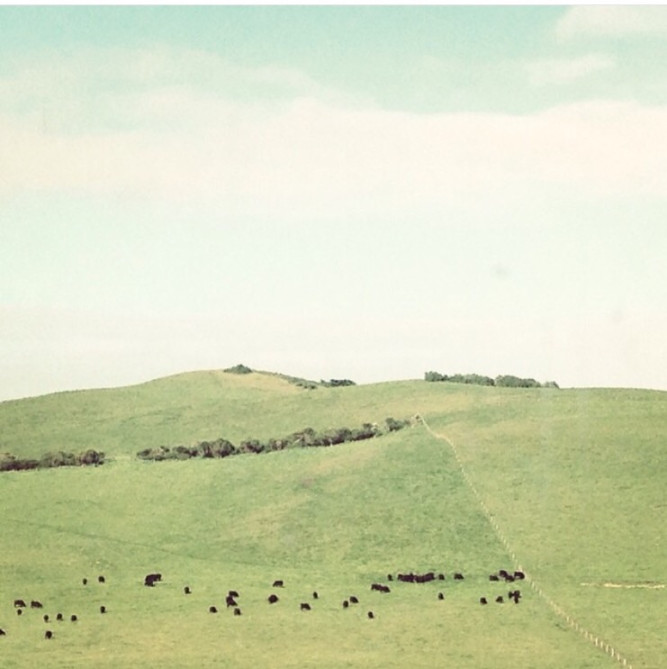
[495,596,504,604]
[82,578,88,586]
[312,591,319,600]
[44,630,53,639]
[272,580,284,588]
[350,595,359,603]
[397,573,415,583]
[367,611,374,619]
[438,593,444,600]
[509,590,521,604]
[268,594,279,604]
[480,597,488,605]
[209,606,218,614]
[489,574,499,582]
[342,600,349,609]
[300,603,311,611]
[13,599,27,608]
[100,606,106,614]
[0,628,5,636]
[144,573,162,587]
[505,574,516,582]
[514,571,525,580]
[233,607,242,616]
[98,576,105,584]
[387,574,393,581]
[31,600,43,609]
[16,609,22,616]
[184,586,191,595]
[228,590,239,598]
[56,613,63,621]
[454,573,464,580]
[438,573,445,581]
[43,614,49,623]
[371,583,390,594]
[225,595,238,608]
[70,615,78,622]
[499,569,509,579]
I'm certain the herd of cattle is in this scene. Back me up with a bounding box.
[0,568,526,641]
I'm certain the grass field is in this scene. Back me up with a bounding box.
[0,371,664,667]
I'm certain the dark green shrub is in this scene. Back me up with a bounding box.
[224,364,252,374]
[78,449,105,465]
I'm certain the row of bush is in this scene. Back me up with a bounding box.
[424,371,559,388]
[137,417,411,462]
[0,449,106,472]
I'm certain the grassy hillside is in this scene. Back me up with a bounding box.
[0,370,664,668]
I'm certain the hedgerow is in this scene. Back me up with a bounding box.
[136,417,411,462]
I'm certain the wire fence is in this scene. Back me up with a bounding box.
[418,415,633,669]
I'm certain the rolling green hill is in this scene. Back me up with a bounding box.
[0,370,664,668]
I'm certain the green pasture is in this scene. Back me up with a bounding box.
[0,371,664,667]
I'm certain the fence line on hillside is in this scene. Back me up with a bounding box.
[417,415,633,669]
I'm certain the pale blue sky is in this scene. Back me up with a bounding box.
[1,6,666,400]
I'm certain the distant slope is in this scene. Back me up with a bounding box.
[0,368,455,458]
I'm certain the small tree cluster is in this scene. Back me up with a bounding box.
[223,364,253,374]
[0,449,105,473]
[137,417,408,463]
[320,379,356,387]
[424,371,558,389]
[424,371,495,386]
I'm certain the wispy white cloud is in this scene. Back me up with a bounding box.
[525,54,615,86]
[1,45,666,229]
[556,6,667,40]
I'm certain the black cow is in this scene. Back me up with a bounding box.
[145,573,162,587]
[98,576,106,583]
[300,603,311,611]
[56,613,63,621]
[499,569,509,579]
[44,630,53,639]
[16,609,22,616]
[70,615,78,622]
[489,574,499,581]
[350,595,359,603]
[0,628,6,636]
[82,578,88,586]
[342,600,349,608]
[31,600,43,609]
[43,614,49,623]
[387,574,393,581]
[225,595,237,608]
[272,580,284,588]
[367,611,375,619]
[438,573,445,581]
[209,606,218,614]
[228,590,239,598]
[371,584,390,593]
[268,594,279,604]
[454,573,464,580]
[233,607,242,616]
[100,606,106,614]
[397,573,415,583]
[312,591,319,600]
[13,599,26,608]
[495,596,504,603]
[480,597,488,605]
[184,586,191,595]
[438,592,445,600]
[514,571,525,580]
